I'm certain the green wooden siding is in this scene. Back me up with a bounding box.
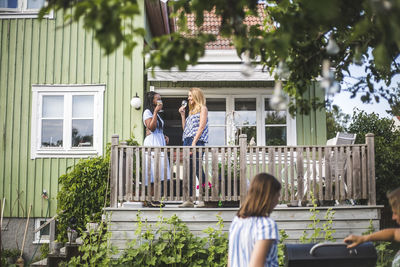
[296,82,327,145]
[0,4,145,217]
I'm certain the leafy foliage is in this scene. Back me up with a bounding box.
[1,248,20,266]
[347,110,400,205]
[56,154,110,242]
[117,213,228,267]
[40,0,400,113]
[67,220,118,267]
[299,192,336,243]
[363,220,394,267]
[326,105,351,139]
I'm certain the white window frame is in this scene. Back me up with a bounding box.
[31,84,105,159]
[262,96,297,146]
[33,218,50,244]
[0,0,53,19]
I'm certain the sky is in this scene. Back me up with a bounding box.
[330,63,398,119]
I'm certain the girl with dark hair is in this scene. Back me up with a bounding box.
[143,92,170,187]
[228,173,281,267]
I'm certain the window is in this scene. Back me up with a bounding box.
[264,98,287,145]
[31,85,105,159]
[234,98,257,144]
[207,98,226,146]
[34,218,50,244]
[0,0,52,19]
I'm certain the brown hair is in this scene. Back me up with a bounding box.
[189,87,206,115]
[237,173,281,218]
[388,187,400,215]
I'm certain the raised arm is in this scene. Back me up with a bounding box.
[344,228,400,248]
[144,105,162,132]
[191,106,208,146]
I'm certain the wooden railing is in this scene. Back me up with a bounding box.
[109,133,376,207]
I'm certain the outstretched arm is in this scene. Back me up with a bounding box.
[344,228,400,248]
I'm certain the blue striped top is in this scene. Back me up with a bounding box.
[229,216,279,267]
[182,112,209,143]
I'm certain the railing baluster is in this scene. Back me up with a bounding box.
[227,147,232,201]
[163,148,168,200]
[339,147,346,201]
[176,148,181,201]
[146,148,152,201]
[262,147,266,172]
[198,147,203,201]
[325,147,332,200]
[297,148,304,203]
[118,147,124,204]
[277,148,282,201]
[205,147,210,201]
[183,147,189,202]
[192,147,197,201]
[255,147,260,174]
[353,146,361,200]
[212,148,218,200]
[268,147,274,175]
[169,147,174,201]
[249,147,254,180]
[110,135,119,208]
[135,148,140,201]
[126,147,133,202]
[154,148,160,202]
[361,145,367,199]
[305,147,310,200]
[141,148,146,201]
[312,147,317,200]
[290,148,295,202]
[284,147,288,202]
[221,147,225,201]
[233,147,238,201]
[318,147,323,201]
[346,146,353,200]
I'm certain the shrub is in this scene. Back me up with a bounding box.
[56,154,110,242]
[117,213,228,267]
[347,110,400,205]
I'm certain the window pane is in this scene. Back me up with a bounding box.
[0,0,17,8]
[41,120,63,147]
[27,0,44,9]
[265,98,286,124]
[265,126,286,145]
[208,126,225,146]
[234,98,256,125]
[235,126,256,144]
[73,95,94,118]
[72,119,93,147]
[42,96,63,118]
[207,98,226,125]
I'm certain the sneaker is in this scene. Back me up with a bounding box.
[196,201,205,208]
[178,200,194,208]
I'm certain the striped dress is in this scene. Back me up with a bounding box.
[229,216,279,267]
[182,112,209,143]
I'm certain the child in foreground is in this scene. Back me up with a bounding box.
[344,187,400,267]
[228,173,281,267]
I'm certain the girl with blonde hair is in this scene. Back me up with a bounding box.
[229,173,281,267]
[178,87,209,207]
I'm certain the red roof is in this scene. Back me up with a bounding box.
[184,4,268,50]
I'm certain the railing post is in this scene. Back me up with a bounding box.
[110,135,119,208]
[366,133,376,205]
[239,134,247,203]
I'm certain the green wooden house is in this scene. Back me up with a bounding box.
[0,0,328,259]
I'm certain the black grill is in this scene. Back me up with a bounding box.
[285,242,377,267]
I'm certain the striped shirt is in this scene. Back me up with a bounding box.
[229,216,279,267]
[182,112,209,143]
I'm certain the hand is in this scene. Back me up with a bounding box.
[344,234,365,248]
[164,135,169,145]
[179,106,185,116]
[154,102,163,113]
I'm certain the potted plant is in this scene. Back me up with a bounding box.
[67,227,78,244]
